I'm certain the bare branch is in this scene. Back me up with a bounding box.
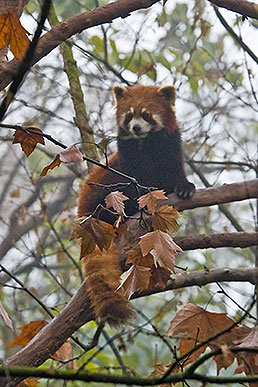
[0,0,160,91]
[166,179,258,211]
[209,0,258,20]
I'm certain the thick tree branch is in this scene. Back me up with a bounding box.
[0,0,159,91]
[166,179,258,211]
[1,266,257,386]
[209,0,258,20]
[175,232,258,250]
[0,181,256,385]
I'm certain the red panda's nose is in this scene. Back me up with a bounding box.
[133,124,141,135]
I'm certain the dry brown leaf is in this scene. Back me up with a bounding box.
[149,362,177,386]
[138,190,167,215]
[59,145,83,163]
[8,320,48,348]
[13,127,45,157]
[40,154,61,177]
[234,326,258,382]
[167,303,235,364]
[52,339,77,370]
[0,6,30,60]
[126,244,154,268]
[140,230,182,272]
[149,266,171,290]
[0,302,13,331]
[71,219,96,257]
[9,187,20,198]
[213,344,234,375]
[153,205,181,232]
[105,191,129,216]
[18,378,39,387]
[0,12,11,51]
[117,265,151,299]
[79,216,115,252]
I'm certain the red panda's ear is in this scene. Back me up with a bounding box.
[113,86,127,102]
[158,86,176,105]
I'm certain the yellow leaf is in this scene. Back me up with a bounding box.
[0,12,11,51]
[0,6,30,60]
[7,6,30,60]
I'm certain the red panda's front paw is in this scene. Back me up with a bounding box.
[174,181,195,199]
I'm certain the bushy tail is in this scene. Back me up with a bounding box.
[82,245,135,328]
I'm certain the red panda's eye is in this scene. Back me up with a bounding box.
[141,111,151,121]
[125,112,133,124]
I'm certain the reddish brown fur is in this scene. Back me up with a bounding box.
[78,85,195,326]
[78,153,120,218]
[82,246,135,327]
[115,85,177,133]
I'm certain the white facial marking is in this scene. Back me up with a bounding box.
[129,118,151,136]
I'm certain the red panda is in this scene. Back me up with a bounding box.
[78,85,195,327]
[78,85,195,221]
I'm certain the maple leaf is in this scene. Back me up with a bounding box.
[0,6,30,60]
[13,127,45,157]
[52,339,77,370]
[212,344,235,375]
[79,216,115,251]
[0,12,11,50]
[149,266,171,290]
[40,154,61,177]
[234,326,258,382]
[8,320,48,348]
[59,145,83,163]
[167,303,236,364]
[140,230,182,272]
[126,244,154,268]
[117,265,151,299]
[138,190,167,215]
[71,219,96,257]
[153,205,181,233]
[105,191,129,216]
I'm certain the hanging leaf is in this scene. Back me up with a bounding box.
[40,154,61,177]
[59,144,83,163]
[105,191,129,216]
[0,6,30,60]
[138,190,167,215]
[13,127,45,157]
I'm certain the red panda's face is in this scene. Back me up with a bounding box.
[113,85,177,139]
[118,106,164,138]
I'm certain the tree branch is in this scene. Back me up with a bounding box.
[1,266,257,386]
[166,179,258,211]
[0,0,160,91]
[209,0,258,20]
[175,232,258,250]
[0,180,257,385]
